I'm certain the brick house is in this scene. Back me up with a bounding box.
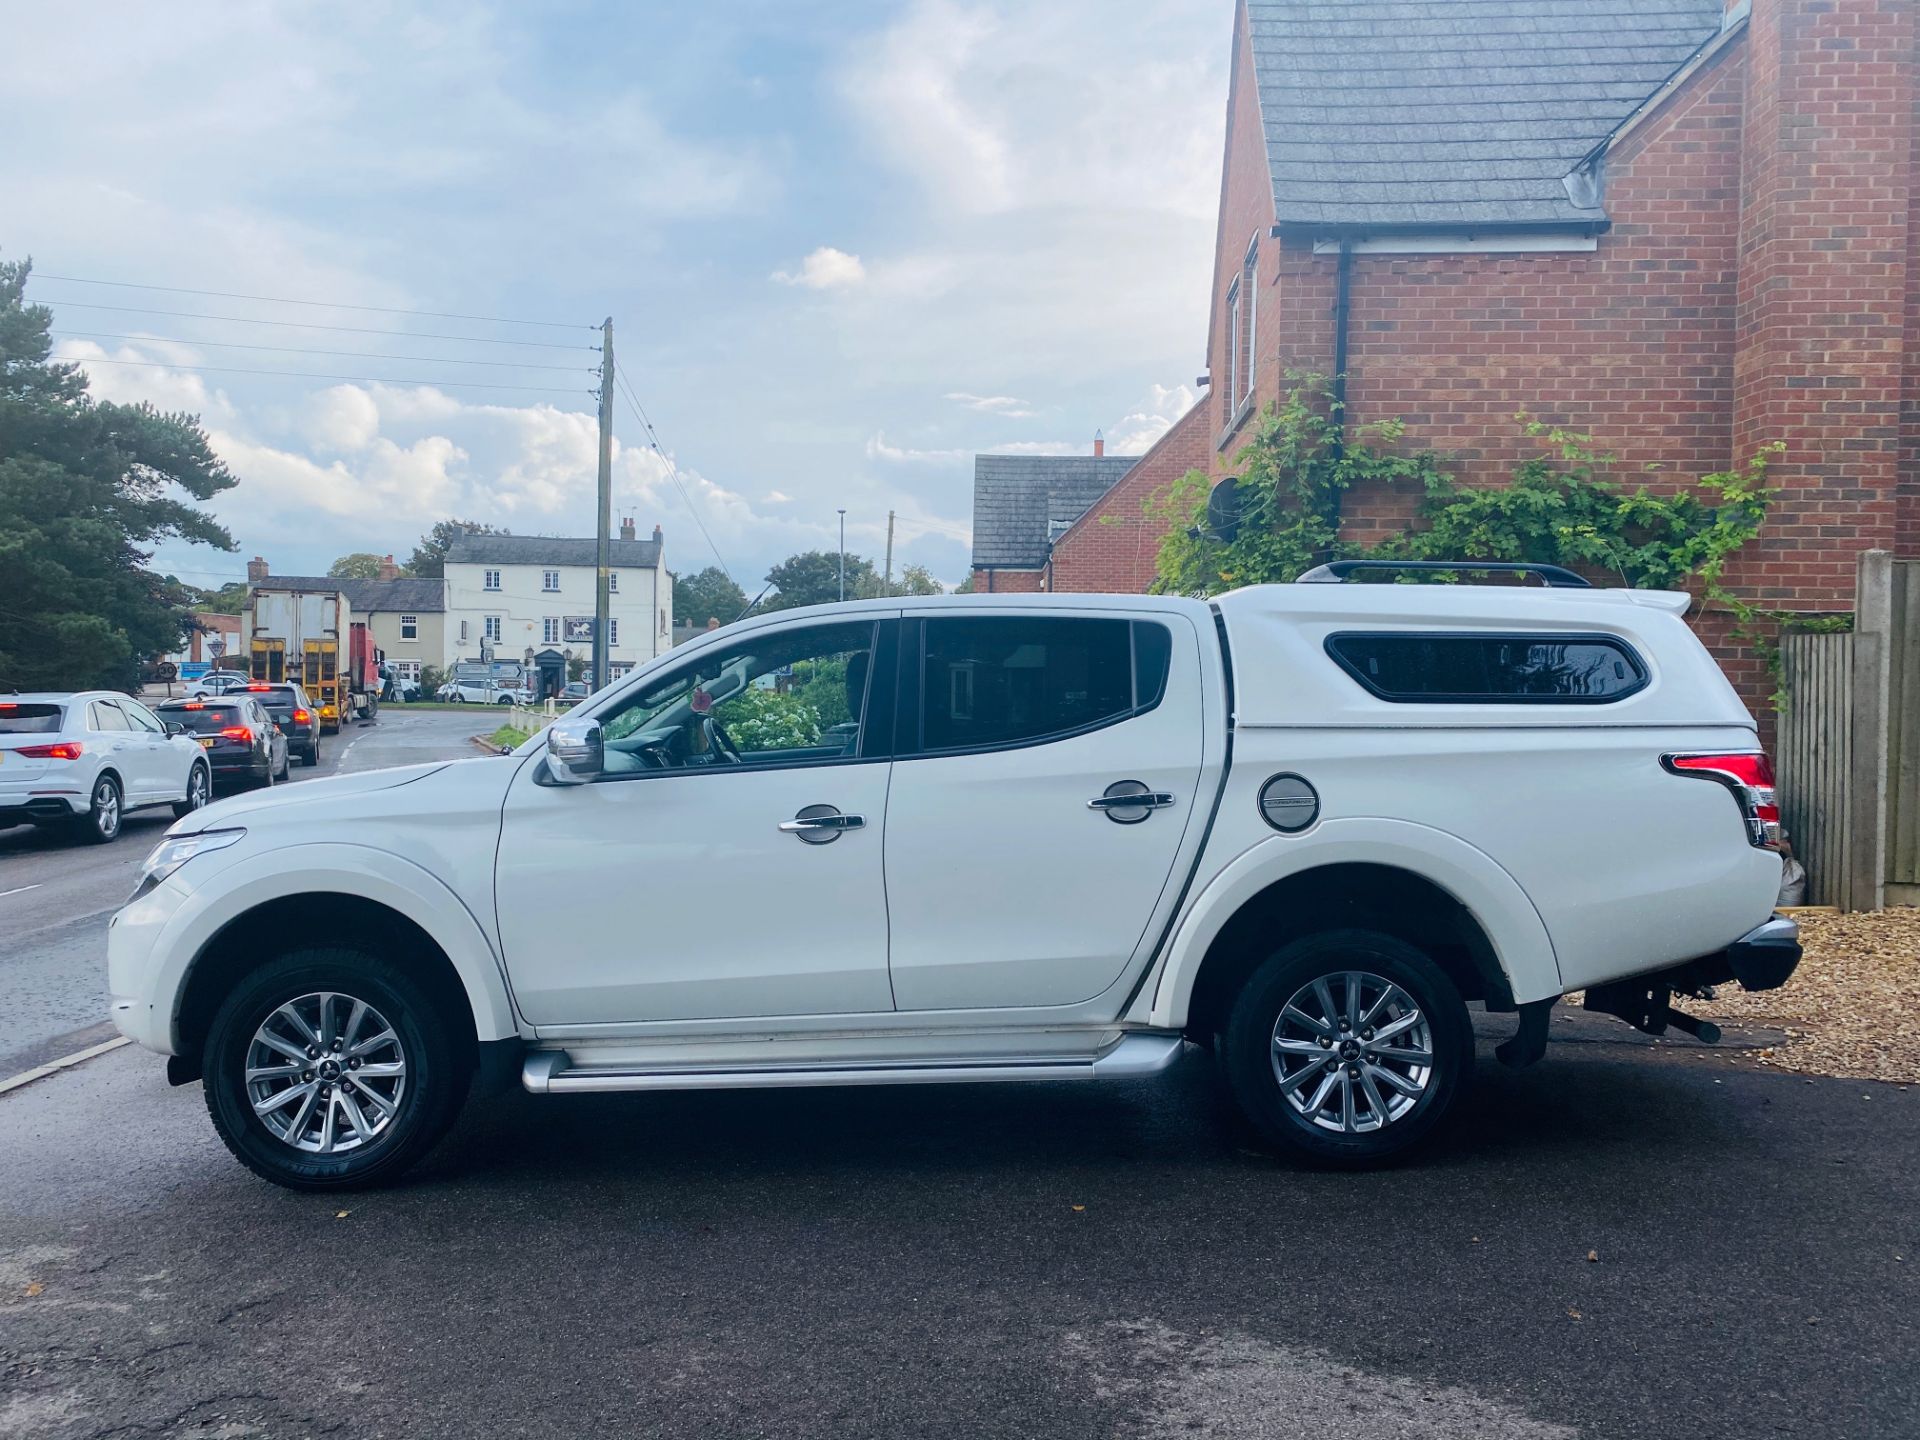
[973,0,1919,716]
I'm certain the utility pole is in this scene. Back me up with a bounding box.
[837,509,847,601]
[882,510,895,598]
[593,318,614,690]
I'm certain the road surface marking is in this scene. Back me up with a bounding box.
[0,1035,132,1096]
[0,883,44,899]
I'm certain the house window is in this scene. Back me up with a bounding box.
[484,616,502,643]
[543,617,560,644]
[1241,234,1258,403]
[608,618,620,647]
[1225,276,1242,407]
[542,570,560,592]
[484,569,501,591]
[400,614,418,640]
[609,571,619,593]
[459,620,469,643]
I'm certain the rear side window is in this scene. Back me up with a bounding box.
[161,704,245,734]
[0,704,63,734]
[1325,632,1648,703]
[919,617,1172,752]
[89,701,130,730]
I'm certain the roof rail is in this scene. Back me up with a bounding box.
[1296,560,1592,589]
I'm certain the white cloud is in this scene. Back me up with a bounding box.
[1107,382,1199,455]
[763,490,795,503]
[866,432,970,464]
[771,247,867,290]
[945,391,1034,418]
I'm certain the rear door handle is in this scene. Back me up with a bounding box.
[778,805,865,844]
[1087,791,1175,811]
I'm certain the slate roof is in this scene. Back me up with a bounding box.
[250,576,447,613]
[1247,0,1727,229]
[971,455,1139,570]
[444,533,663,569]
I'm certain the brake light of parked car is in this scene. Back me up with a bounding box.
[16,742,84,760]
[293,709,311,724]
[220,726,254,743]
[1663,752,1781,850]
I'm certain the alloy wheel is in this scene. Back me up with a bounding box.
[187,766,209,810]
[94,780,120,838]
[246,991,408,1154]
[1270,971,1433,1134]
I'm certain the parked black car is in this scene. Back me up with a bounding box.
[155,697,289,790]
[240,682,322,766]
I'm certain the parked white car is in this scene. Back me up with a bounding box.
[1,691,212,843]
[439,663,532,705]
[109,566,1799,1189]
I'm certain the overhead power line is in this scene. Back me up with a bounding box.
[53,330,596,374]
[29,299,592,350]
[27,272,588,331]
[614,369,734,583]
[66,354,591,395]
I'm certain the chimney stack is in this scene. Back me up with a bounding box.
[619,517,636,542]
[246,556,269,583]
[377,553,399,581]
[1093,429,1105,458]
[652,523,663,545]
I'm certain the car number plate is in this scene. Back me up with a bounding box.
[197,737,216,748]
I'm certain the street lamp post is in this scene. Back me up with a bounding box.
[837,509,847,601]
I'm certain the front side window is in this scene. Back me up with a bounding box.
[543,570,560,592]
[400,614,418,640]
[122,701,165,735]
[484,569,501,591]
[918,616,1168,753]
[593,621,875,776]
[1325,632,1649,703]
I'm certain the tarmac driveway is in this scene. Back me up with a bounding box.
[0,1018,1913,1439]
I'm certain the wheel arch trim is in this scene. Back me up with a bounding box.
[1143,818,1563,1029]
[154,842,519,1052]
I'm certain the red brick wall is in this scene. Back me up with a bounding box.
[1731,0,1916,602]
[1048,402,1213,593]
[1210,1,1280,459]
[971,568,1045,594]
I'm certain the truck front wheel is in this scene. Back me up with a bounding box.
[1221,929,1472,1166]
[202,948,470,1191]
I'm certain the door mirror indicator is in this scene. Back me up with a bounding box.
[547,717,603,784]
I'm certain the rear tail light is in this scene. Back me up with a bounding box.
[220,726,254,743]
[293,709,310,724]
[16,742,83,760]
[1663,752,1781,850]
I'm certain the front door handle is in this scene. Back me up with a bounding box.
[778,804,865,844]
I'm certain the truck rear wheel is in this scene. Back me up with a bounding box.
[1221,929,1472,1166]
[202,948,470,1191]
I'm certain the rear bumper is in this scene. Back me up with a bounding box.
[1719,915,1802,992]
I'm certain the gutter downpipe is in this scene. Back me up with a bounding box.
[1326,238,1355,553]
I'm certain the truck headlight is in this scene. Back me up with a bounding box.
[137,829,245,894]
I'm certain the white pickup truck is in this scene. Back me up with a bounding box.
[109,565,1800,1190]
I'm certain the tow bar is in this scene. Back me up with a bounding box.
[1583,980,1722,1045]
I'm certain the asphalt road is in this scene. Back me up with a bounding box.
[0,709,490,1077]
[0,1029,1913,1439]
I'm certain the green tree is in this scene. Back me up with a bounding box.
[406,518,501,578]
[713,685,821,749]
[674,565,748,627]
[328,551,386,579]
[763,549,878,611]
[0,257,238,691]
[851,562,945,599]
[181,579,248,615]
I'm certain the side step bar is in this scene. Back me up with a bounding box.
[522,1033,1187,1095]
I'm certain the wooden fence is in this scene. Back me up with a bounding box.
[1775,551,1920,910]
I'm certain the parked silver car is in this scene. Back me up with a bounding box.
[0,691,212,843]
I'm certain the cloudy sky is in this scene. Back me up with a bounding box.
[3,1,1227,592]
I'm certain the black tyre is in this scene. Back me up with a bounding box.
[172,762,211,820]
[1221,929,1472,1166]
[74,773,123,845]
[304,740,320,767]
[275,745,291,781]
[202,948,470,1191]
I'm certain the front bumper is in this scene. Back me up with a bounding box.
[107,875,194,1054]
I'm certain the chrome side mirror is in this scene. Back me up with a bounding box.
[546,716,603,784]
